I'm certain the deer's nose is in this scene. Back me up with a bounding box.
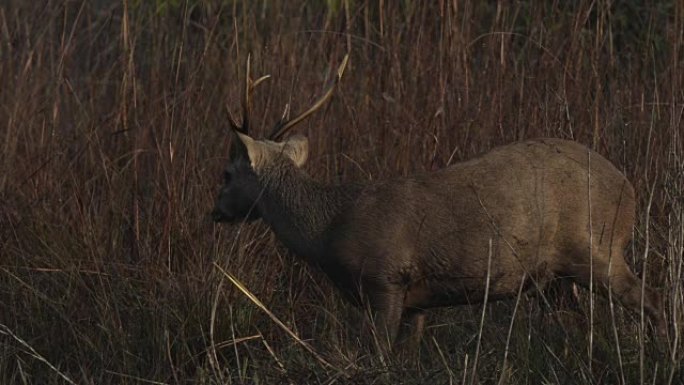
[211,208,226,222]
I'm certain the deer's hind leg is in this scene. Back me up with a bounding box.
[396,308,426,346]
[361,282,404,352]
[562,246,665,335]
[601,261,664,335]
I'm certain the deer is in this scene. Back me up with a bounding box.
[211,55,665,351]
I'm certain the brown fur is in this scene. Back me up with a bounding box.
[212,136,664,348]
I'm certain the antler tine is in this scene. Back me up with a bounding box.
[280,103,291,122]
[269,54,349,140]
[232,54,270,134]
[240,54,252,133]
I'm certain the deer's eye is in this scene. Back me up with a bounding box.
[223,171,232,184]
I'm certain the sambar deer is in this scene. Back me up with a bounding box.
[211,55,665,350]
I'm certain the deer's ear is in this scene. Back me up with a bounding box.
[282,135,308,167]
[234,131,268,170]
[234,131,309,171]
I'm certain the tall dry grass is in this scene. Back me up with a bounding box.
[0,1,682,384]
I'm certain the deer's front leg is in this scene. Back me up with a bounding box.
[363,282,404,352]
[396,308,426,348]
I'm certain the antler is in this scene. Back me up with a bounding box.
[268,54,349,140]
[226,54,271,134]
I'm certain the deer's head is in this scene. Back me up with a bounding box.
[211,55,348,223]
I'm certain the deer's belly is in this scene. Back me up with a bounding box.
[403,271,542,308]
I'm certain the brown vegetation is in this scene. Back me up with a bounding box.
[0,1,682,384]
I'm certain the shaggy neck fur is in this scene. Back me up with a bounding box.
[255,163,361,263]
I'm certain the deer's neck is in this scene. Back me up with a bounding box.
[257,166,360,262]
